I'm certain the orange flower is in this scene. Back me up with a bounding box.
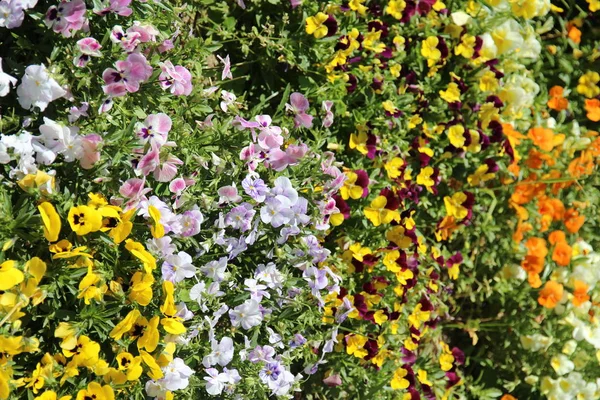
[513,222,532,243]
[548,230,566,245]
[521,255,544,275]
[511,182,536,205]
[585,99,600,122]
[568,151,595,178]
[564,208,585,233]
[525,149,544,169]
[552,241,572,267]
[567,25,581,44]
[547,86,569,111]
[538,281,564,308]
[528,273,542,289]
[589,136,600,157]
[525,237,548,258]
[538,197,565,231]
[572,280,590,307]
[501,395,517,400]
[528,127,556,152]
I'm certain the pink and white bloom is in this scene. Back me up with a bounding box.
[229,299,263,329]
[17,64,66,111]
[217,184,242,204]
[158,61,193,96]
[45,0,88,38]
[217,54,232,80]
[127,21,159,43]
[102,53,152,97]
[0,58,17,97]
[68,102,89,123]
[136,113,172,148]
[154,154,183,182]
[74,37,102,67]
[220,90,236,112]
[158,39,174,53]
[268,143,308,171]
[286,92,314,128]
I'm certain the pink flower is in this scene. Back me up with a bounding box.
[159,61,193,96]
[127,22,158,43]
[137,145,160,177]
[323,374,341,387]
[217,55,232,80]
[78,134,102,169]
[286,92,314,129]
[268,143,308,171]
[45,0,88,38]
[154,154,183,182]
[110,25,141,51]
[74,37,102,67]
[159,39,174,53]
[136,113,172,148]
[169,177,187,194]
[94,0,132,16]
[257,126,284,150]
[322,100,334,128]
[102,53,152,97]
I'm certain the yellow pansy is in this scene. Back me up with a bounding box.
[35,391,72,400]
[346,334,368,358]
[468,164,495,186]
[148,205,165,239]
[417,369,433,386]
[385,0,406,20]
[77,267,107,305]
[160,280,177,317]
[364,196,398,226]
[577,71,600,98]
[386,226,412,248]
[0,260,24,291]
[75,382,114,400]
[416,166,435,190]
[384,157,404,179]
[408,303,430,329]
[444,192,468,220]
[421,36,441,61]
[115,352,143,381]
[447,125,466,148]
[306,12,329,39]
[439,82,461,103]
[129,271,154,306]
[140,350,163,380]
[137,316,160,352]
[108,209,135,244]
[340,171,365,200]
[383,250,401,273]
[38,202,61,242]
[68,205,103,235]
[110,309,141,340]
[64,335,100,368]
[391,367,410,389]
[17,170,56,194]
[349,131,370,155]
[125,239,157,273]
[160,317,186,334]
[349,0,367,14]
[373,310,388,325]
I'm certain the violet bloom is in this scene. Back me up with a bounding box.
[161,251,195,283]
[159,39,174,53]
[277,226,300,244]
[260,197,293,228]
[178,208,203,237]
[136,113,172,148]
[203,336,234,368]
[248,345,276,363]
[289,334,307,348]
[271,176,298,205]
[102,53,152,97]
[45,0,87,38]
[303,266,328,296]
[68,102,89,123]
[285,92,313,128]
[201,257,228,281]
[259,362,284,383]
[74,38,102,67]
[159,61,193,96]
[322,100,334,128]
[242,175,268,202]
[225,203,255,232]
[0,1,28,29]
[229,299,263,330]
[290,0,302,8]
[290,197,311,226]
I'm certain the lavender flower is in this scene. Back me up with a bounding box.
[225,202,256,232]
[242,175,268,202]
